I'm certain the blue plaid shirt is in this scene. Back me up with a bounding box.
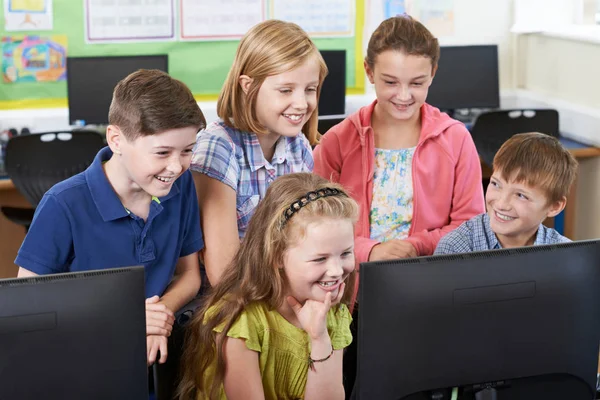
[190,120,313,238]
[434,213,570,255]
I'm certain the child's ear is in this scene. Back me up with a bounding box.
[431,63,438,80]
[546,196,567,218]
[364,60,375,84]
[106,125,124,155]
[238,75,254,95]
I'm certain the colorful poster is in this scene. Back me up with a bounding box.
[2,35,67,83]
[4,0,53,31]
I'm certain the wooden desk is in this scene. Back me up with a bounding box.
[480,140,600,239]
[0,179,28,278]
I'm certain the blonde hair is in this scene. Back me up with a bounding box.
[177,173,358,399]
[217,20,327,146]
[493,132,578,204]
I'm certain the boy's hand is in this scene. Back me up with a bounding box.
[287,282,345,341]
[369,240,417,261]
[145,295,175,337]
[147,334,168,366]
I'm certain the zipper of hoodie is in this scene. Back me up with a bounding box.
[361,128,371,235]
[408,138,424,237]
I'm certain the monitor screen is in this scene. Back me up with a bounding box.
[67,55,169,125]
[318,50,346,117]
[0,267,148,400]
[427,45,500,110]
[355,240,600,400]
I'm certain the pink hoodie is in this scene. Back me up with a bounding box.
[314,100,485,264]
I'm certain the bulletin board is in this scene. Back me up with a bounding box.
[0,0,365,109]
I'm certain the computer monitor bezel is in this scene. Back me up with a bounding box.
[318,49,347,118]
[66,54,169,125]
[0,267,148,400]
[355,240,600,399]
[427,44,500,111]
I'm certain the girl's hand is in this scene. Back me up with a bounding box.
[286,282,345,340]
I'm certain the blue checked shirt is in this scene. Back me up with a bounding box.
[434,213,570,255]
[190,120,314,238]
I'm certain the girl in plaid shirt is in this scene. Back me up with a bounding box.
[191,20,327,287]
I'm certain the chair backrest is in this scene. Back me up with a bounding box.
[5,131,104,207]
[470,109,559,166]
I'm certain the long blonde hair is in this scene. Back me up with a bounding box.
[177,173,358,399]
[217,20,327,146]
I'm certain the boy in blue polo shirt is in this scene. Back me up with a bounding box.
[435,132,578,254]
[16,69,206,365]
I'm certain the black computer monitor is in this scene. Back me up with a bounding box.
[67,55,169,125]
[355,240,600,400]
[427,45,500,111]
[0,267,148,400]
[318,50,346,118]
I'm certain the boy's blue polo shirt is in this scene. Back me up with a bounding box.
[15,147,204,298]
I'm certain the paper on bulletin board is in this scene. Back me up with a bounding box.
[383,0,409,18]
[84,0,175,43]
[4,0,53,31]
[179,0,265,41]
[413,0,454,37]
[270,0,355,37]
[2,35,67,83]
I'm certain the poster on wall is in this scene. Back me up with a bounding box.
[179,0,265,41]
[85,0,175,43]
[384,0,407,18]
[1,35,67,83]
[414,0,454,37]
[4,0,53,31]
[270,0,355,37]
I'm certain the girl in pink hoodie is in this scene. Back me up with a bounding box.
[314,15,485,266]
[314,15,485,398]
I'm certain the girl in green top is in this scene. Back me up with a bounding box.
[178,173,359,400]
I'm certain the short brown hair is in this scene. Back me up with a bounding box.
[366,15,440,70]
[217,20,327,146]
[493,132,578,203]
[108,69,206,140]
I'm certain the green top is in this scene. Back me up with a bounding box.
[198,301,353,400]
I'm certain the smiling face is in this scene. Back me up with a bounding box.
[110,125,198,198]
[486,171,566,248]
[282,217,355,303]
[366,50,435,123]
[251,56,321,138]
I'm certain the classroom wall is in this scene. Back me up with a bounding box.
[365,0,515,92]
[435,0,515,90]
[517,33,600,108]
[516,32,600,240]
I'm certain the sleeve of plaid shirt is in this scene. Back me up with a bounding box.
[190,128,239,191]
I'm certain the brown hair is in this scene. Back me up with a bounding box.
[493,132,578,204]
[177,173,359,399]
[217,20,327,146]
[108,69,206,140]
[365,15,440,71]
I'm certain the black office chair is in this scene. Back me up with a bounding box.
[470,109,560,167]
[1,130,104,231]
